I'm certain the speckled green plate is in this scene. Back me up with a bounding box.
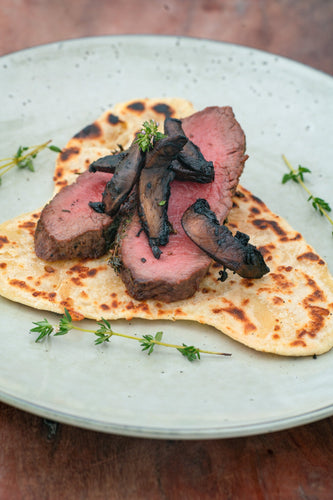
[0,35,332,438]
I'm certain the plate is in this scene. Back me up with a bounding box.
[0,35,332,439]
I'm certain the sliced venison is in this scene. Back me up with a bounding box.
[119,106,248,302]
[34,170,116,261]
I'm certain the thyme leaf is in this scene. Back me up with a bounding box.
[281,165,311,184]
[140,331,164,355]
[0,140,62,186]
[30,309,231,361]
[55,308,74,336]
[307,195,331,214]
[30,318,54,343]
[135,120,166,152]
[94,318,114,344]
[48,145,62,153]
[177,344,201,361]
[282,155,333,233]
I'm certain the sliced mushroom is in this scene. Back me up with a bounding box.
[181,198,270,278]
[164,118,214,183]
[138,134,187,258]
[89,150,127,173]
[90,140,145,216]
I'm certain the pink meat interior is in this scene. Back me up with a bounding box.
[45,171,113,240]
[120,106,246,283]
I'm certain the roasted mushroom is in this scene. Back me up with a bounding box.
[138,134,187,258]
[89,149,127,173]
[181,198,270,279]
[89,140,145,216]
[164,118,214,183]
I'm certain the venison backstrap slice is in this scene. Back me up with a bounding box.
[119,106,248,302]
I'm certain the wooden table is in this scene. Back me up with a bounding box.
[0,1,332,498]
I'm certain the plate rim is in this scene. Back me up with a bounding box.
[1,387,333,439]
[1,33,332,80]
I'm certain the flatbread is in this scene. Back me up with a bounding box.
[0,98,332,356]
[52,98,196,193]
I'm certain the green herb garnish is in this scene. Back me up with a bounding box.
[0,140,62,186]
[135,120,165,152]
[281,165,311,184]
[30,309,231,362]
[140,331,164,354]
[282,155,333,232]
[30,318,54,343]
[177,344,201,361]
[307,196,332,214]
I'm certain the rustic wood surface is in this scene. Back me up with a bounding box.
[1,1,333,499]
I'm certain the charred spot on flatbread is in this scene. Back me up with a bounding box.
[297,252,325,265]
[127,101,146,112]
[107,113,123,125]
[152,103,174,118]
[60,146,81,163]
[252,218,287,237]
[0,235,10,248]
[74,122,102,140]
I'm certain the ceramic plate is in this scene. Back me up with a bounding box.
[0,35,332,438]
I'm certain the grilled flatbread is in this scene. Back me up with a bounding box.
[0,98,332,356]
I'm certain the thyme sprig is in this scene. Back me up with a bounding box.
[282,155,333,231]
[135,120,165,152]
[30,309,231,362]
[0,140,61,186]
[281,165,311,184]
